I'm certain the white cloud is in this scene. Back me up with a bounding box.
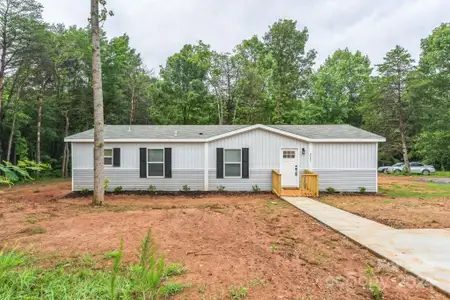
[40,0,449,69]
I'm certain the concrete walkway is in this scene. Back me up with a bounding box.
[282,196,450,295]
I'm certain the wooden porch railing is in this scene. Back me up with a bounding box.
[301,169,319,197]
[271,170,282,196]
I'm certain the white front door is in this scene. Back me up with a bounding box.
[280,149,299,188]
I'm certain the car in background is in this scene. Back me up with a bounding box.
[378,163,403,173]
[380,162,436,175]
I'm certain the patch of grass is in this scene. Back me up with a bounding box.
[229,285,248,299]
[26,217,38,224]
[164,263,187,277]
[380,181,450,198]
[160,282,191,297]
[269,244,278,250]
[249,279,265,287]
[366,281,383,300]
[0,228,186,299]
[382,199,393,204]
[197,284,206,293]
[15,203,25,211]
[19,226,46,235]
[434,171,450,177]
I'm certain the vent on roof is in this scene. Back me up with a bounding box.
[128,126,131,132]
[199,132,203,135]
[174,130,178,137]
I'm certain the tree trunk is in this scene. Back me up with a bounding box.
[61,113,70,178]
[129,85,136,125]
[36,93,43,164]
[6,109,16,162]
[399,112,410,174]
[91,0,105,206]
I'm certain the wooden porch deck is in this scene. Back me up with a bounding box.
[278,188,316,197]
[272,169,319,197]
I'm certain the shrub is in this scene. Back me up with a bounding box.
[80,189,90,195]
[252,185,261,192]
[104,178,110,191]
[0,160,51,186]
[229,285,248,299]
[366,281,383,300]
[359,187,367,193]
[113,186,123,193]
[217,185,225,192]
[326,187,336,193]
[181,185,191,192]
[148,185,157,192]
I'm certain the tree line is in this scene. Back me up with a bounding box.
[0,0,449,173]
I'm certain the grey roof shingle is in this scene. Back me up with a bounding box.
[269,124,384,140]
[65,124,385,141]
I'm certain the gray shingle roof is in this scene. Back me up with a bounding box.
[65,124,385,142]
[269,124,384,140]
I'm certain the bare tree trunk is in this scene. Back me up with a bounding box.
[61,112,70,177]
[399,112,410,174]
[91,0,105,205]
[36,93,43,164]
[129,85,136,124]
[6,109,16,162]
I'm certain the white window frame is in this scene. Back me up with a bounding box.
[224,148,242,178]
[104,148,113,166]
[147,148,165,178]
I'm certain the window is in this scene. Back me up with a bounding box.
[224,149,241,177]
[104,149,113,166]
[148,149,164,177]
[283,150,295,159]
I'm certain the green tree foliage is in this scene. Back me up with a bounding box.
[263,19,316,123]
[414,23,450,170]
[363,46,416,172]
[313,49,372,126]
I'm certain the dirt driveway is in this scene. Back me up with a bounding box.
[319,175,450,229]
[0,180,447,299]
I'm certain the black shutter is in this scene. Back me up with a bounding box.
[242,148,249,178]
[216,148,224,178]
[113,148,121,167]
[139,148,147,178]
[164,148,172,178]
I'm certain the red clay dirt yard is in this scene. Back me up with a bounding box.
[0,180,447,299]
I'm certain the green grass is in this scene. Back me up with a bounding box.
[0,228,189,299]
[379,182,450,198]
[433,171,450,178]
[229,285,248,299]
[164,263,187,277]
[19,226,47,235]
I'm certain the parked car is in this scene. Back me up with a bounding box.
[378,163,403,173]
[383,162,436,175]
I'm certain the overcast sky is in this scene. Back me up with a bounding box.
[40,0,449,70]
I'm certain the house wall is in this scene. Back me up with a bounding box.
[71,129,379,193]
[311,143,378,192]
[72,142,204,191]
[207,129,309,191]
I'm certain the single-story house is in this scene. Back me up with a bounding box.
[64,124,385,194]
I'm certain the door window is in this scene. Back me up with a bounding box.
[283,150,295,159]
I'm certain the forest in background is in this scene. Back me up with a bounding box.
[0,0,449,174]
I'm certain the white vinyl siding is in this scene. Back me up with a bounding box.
[313,143,377,169]
[209,129,309,170]
[72,143,204,169]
